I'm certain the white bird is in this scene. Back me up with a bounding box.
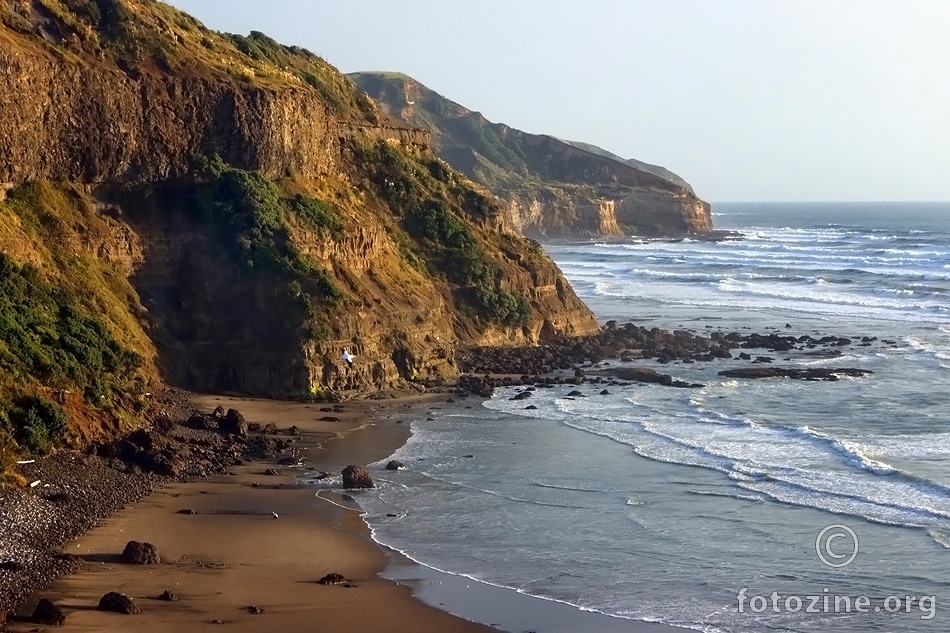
[272,512,279,519]
[341,349,355,367]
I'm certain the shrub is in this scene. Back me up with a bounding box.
[291,194,343,237]
[306,322,331,341]
[0,254,141,401]
[185,158,348,302]
[470,285,531,326]
[9,396,69,455]
[358,140,529,326]
[403,201,494,286]
[184,158,303,277]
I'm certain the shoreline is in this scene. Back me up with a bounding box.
[6,393,497,633]
[5,391,686,632]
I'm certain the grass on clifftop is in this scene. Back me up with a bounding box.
[6,0,378,122]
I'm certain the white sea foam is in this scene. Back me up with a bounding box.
[354,207,950,633]
[928,528,950,548]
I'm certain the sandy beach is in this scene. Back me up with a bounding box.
[6,393,682,633]
[6,394,496,632]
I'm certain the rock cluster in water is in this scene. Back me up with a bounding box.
[455,321,877,396]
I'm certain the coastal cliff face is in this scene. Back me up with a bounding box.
[0,47,337,183]
[0,0,598,456]
[350,72,713,238]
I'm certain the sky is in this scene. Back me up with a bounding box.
[165,0,950,202]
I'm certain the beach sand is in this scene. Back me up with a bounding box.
[8,393,680,633]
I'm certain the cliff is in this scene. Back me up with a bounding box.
[0,0,598,463]
[349,71,713,238]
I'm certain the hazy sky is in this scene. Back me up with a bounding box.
[166,0,949,202]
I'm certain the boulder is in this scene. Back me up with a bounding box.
[153,413,175,434]
[186,414,217,430]
[342,465,374,489]
[134,450,182,476]
[221,409,248,438]
[316,573,348,585]
[98,592,139,614]
[120,541,160,565]
[32,598,66,625]
[157,590,178,601]
[385,460,404,471]
[246,605,264,615]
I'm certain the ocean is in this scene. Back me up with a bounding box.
[348,202,950,632]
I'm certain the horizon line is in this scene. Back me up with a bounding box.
[710,200,950,205]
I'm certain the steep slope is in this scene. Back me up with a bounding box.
[0,0,598,466]
[350,71,712,238]
[555,139,694,194]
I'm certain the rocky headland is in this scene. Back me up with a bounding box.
[350,71,715,239]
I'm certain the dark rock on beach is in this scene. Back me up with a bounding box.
[601,367,703,388]
[385,460,404,471]
[317,573,348,585]
[220,409,248,438]
[455,321,883,392]
[32,597,66,625]
[157,590,178,601]
[98,591,139,614]
[342,465,374,489]
[120,540,160,565]
[0,394,312,620]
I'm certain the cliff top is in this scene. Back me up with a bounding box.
[1,0,378,122]
[349,70,696,196]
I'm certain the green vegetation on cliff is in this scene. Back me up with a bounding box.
[0,183,154,463]
[177,154,341,299]
[0,254,141,400]
[359,140,530,326]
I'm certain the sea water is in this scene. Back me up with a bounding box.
[353,202,950,632]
